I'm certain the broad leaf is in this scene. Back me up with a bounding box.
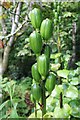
[69,100,80,118]
[53,104,71,118]
[70,77,79,85]
[51,85,63,98]
[50,63,61,71]
[65,85,78,99]
[57,69,69,78]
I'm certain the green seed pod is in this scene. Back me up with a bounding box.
[40,18,53,41]
[29,31,42,54]
[45,73,56,93]
[44,45,51,58]
[31,63,41,82]
[37,54,49,79]
[29,8,42,29]
[31,83,41,102]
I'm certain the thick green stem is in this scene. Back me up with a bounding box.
[41,80,46,117]
[34,100,37,118]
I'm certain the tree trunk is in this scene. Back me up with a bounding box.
[0,2,22,102]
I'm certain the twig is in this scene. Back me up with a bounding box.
[1,20,27,40]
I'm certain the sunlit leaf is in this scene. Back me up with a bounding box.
[28,110,42,118]
[43,112,53,118]
[57,69,69,78]
[53,104,71,118]
[50,63,61,71]
[69,100,80,118]
[51,85,63,98]
[3,2,12,9]
[76,62,80,66]
[65,85,78,99]
[50,53,61,59]
[70,77,79,85]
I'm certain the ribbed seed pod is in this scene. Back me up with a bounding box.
[29,31,42,54]
[29,8,42,29]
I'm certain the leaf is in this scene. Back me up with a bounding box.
[43,112,53,118]
[10,108,19,118]
[76,62,80,66]
[57,69,69,78]
[65,85,78,99]
[63,12,72,17]
[51,85,63,98]
[3,2,11,9]
[53,104,71,118]
[70,77,79,85]
[0,14,6,19]
[50,63,61,71]
[50,53,61,59]
[69,100,80,118]
[12,99,21,109]
[0,100,9,111]
[28,110,42,118]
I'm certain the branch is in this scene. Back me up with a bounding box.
[1,20,27,40]
[2,2,22,74]
[8,2,22,46]
[0,5,7,36]
[0,5,7,75]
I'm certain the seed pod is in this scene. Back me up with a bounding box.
[40,18,53,41]
[29,8,42,29]
[29,31,42,54]
[31,63,41,82]
[31,83,41,102]
[44,45,51,58]
[37,54,49,79]
[45,73,56,93]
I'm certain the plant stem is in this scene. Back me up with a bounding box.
[60,92,63,108]
[34,100,37,118]
[41,80,46,118]
[57,36,63,108]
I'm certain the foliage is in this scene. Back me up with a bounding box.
[0,77,32,118]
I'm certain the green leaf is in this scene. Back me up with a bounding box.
[53,104,71,118]
[10,108,19,118]
[0,100,9,111]
[43,112,53,118]
[63,12,72,17]
[51,85,63,98]
[76,62,80,66]
[70,77,79,85]
[65,85,78,99]
[50,63,61,71]
[69,100,80,118]
[57,69,69,78]
[28,110,42,118]
[50,53,61,59]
